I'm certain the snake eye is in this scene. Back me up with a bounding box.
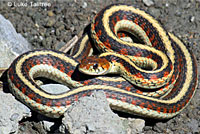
[93,63,98,70]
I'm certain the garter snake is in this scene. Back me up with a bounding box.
[6,4,198,119]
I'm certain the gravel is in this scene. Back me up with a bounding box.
[0,0,199,133]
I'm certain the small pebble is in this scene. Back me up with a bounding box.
[39,36,43,41]
[45,37,53,48]
[143,0,154,6]
[148,8,161,18]
[56,29,60,36]
[27,10,34,17]
[76,13,85,21]
[45,18,56,27]
[47,11,54,17]
[58,24,65,31]
[190,16,195,22]
[185,3,191,9]
[54,41,66,50]
[82,2,88,8]
[54,21,63,28]
[175,10,182,17]
[35,23,39,28]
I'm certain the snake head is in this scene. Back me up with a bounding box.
[79,56,110,75]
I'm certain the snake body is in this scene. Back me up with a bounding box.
[7,4,198,119]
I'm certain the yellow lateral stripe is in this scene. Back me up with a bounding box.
[97,76,125,82]
[114,20,152,46]
[73,35,89,58]
[102,5,175,63]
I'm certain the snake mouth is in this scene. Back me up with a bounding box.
[78,65,109,75]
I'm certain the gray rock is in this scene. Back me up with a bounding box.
[143,0,154,6]
[187,119,199,133]
[59,91,145,134]
[60,91,126,134]
[0,91,31,134]
[0,14,32,68]
[123,118,145,134]
[153,122,165,133]
[40,84,70,94]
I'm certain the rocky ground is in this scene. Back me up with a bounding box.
[0,0,199,133]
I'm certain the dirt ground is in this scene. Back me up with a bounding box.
[0,0,199,133]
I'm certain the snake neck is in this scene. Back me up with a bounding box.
[108,61,121,74]
[99,53,128,75]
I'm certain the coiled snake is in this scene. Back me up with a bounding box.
[6,4,198,119]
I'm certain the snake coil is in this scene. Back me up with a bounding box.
[7,4,198,119]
